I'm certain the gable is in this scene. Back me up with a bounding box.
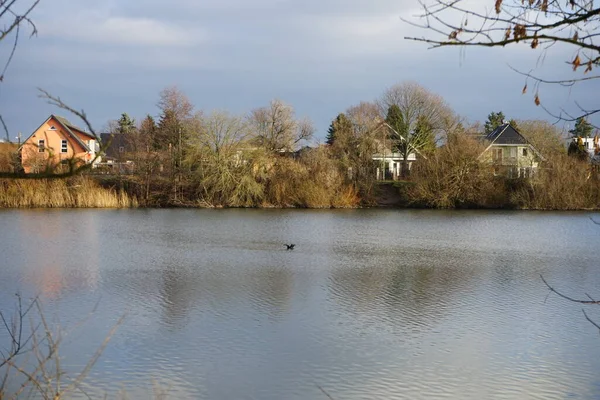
[21,115,91,153]
[480,123,546,161]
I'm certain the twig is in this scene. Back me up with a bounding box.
[583,309,600,331]
[540,274,600,304]
[316,383,335,400]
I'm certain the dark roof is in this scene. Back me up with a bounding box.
[100,133,132,159]
[482,123,546,161]
[485,124,528,145]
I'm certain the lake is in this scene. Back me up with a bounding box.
[1,209,599,399]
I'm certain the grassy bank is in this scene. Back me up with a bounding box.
[0,176,138,208]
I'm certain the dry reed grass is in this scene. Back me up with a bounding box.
[0,176,138,208]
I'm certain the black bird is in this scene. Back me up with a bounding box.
[285,244,295,250]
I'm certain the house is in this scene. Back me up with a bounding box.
[100,133,132,162]
[480,123,544,178]
[570,135,600,157]
[20,115,100,173]
[371,121,419,180]
[372,149,417,180]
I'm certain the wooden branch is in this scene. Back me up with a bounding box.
[541,274,600,304]
[583,309,600,331]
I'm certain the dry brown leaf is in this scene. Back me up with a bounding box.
[585,61,593,74]
[522,84,528,94]
[573,54,581,71]
[534,94,541,106]
[573,31,579,42]
[495,0,503,13]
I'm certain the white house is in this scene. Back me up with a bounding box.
[372,151,417,180]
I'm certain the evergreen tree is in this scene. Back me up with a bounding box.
[569,117,593,138]
[117,113,136,135]
[484,111,506,134]
[413,115,436,154]
[139,115,157,136]
[326,113,352,145]
[385,104,405,137]
[508,119,519,131]
[156,110,180,150]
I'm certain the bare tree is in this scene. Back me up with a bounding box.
[1,0,41,142]
[157,86,194,122]
[409,129,495,208]
[249,99,314,153]
[186,110,264,206]
[517,119,567,157]
[404,0,600,123]
[1,295,124,399]
[379,82,454,176]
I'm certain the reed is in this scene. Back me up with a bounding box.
[0,176,138,208]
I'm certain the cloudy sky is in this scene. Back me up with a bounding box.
[3,0,598,142]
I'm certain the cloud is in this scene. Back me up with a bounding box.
[39,13,206,47]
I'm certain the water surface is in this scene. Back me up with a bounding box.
[1,209,599,399]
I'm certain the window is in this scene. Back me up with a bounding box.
[61,140,68,153]
[49,126,56,130]
[510,147,517,158]
[522,148,528,157]
[494,148,502,161]
[38,139,45,152]
[119,146,125,153]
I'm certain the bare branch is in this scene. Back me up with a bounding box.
[541,274,600,304]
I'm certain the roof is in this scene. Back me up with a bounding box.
[485,124,528,145]
[53,115,95,139]
[100,133,132,159]
[482,123,546,161]
[21,115,95,153]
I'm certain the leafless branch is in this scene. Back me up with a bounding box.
[541,274,600,304]
[404,0,600,123]
[583,308,600,331]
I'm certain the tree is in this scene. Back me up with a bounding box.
[117,113,136,135]
[379,82,453,177]
[249,99,314,153]
[484,112,506,134]
[158,86,193,122]
[326,113,352,146]
[127,115,162,203]
[517,119,566,157]
[404,0,600,123]
[409,131,494,208]
[569,117,594,138]
[185,111,264,207]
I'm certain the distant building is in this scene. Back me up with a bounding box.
[480,123,544,178]
[20,115,100,173]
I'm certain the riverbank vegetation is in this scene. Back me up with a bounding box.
[3,84,599,210]
[0,176,137,208]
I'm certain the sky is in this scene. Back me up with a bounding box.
[2,0,598,142]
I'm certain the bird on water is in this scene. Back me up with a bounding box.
[285,244,295,250]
